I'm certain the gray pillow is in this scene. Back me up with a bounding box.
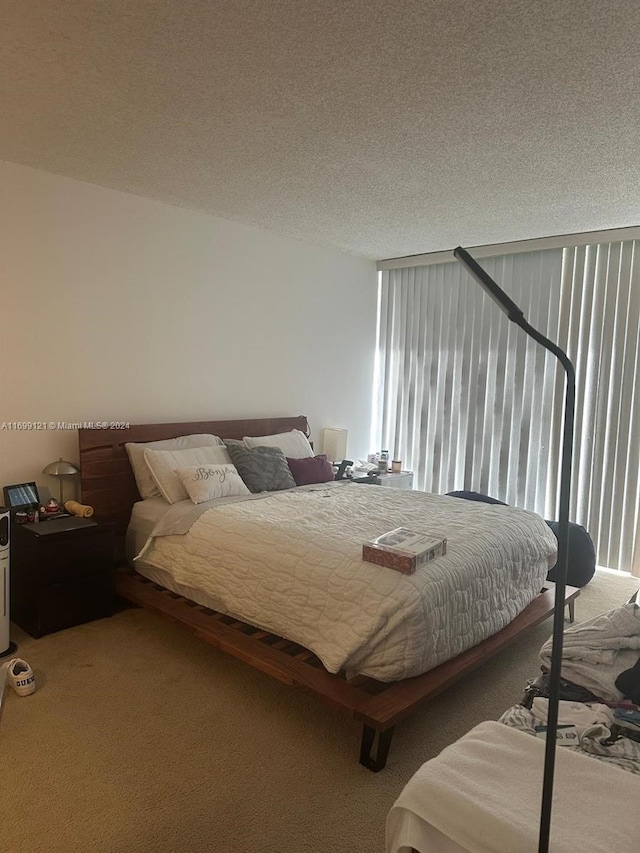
[223,438,247,449]
[226,444,296,493]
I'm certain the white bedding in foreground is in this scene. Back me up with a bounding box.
[386,720,640,853]
[136,483,556,680]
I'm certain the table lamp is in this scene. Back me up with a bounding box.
[322,428,349,463]
[42,458,80,506]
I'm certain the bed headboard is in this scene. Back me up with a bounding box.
[78,415,310,550]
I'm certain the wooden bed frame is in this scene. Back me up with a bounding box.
[78,416,580,771]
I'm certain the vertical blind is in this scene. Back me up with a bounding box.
[374,240,640,575]
[560,242,640,574]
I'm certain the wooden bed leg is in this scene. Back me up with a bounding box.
[359,724,395,772]
[567,600,575,623]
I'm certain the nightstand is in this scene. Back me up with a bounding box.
[352,470,414,489]
[377,471,414,489]
[10,518,116,638]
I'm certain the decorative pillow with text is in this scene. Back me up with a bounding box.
[126,434,224,500]
[175,463,250,504]
[143,445,232,503]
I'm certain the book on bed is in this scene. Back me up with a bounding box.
[362,527,447,574]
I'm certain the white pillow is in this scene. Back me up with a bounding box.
[143,445,232,504]
[175,463,250,504]
[126,434,224,500]
[243,429,314,459]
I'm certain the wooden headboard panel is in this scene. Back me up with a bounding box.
[78,415,309,542]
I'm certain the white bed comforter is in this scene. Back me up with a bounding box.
[137,483,556,681]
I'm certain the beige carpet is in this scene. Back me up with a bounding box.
[1,569,638,853]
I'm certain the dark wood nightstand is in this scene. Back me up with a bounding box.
[10,518,116,638]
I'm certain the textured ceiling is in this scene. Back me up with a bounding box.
[2,0,640,260]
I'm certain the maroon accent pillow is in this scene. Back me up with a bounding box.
[286,454,335,486]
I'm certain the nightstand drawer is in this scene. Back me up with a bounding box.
[34,572,114,637]
[35,531,114,584]
[12,524,114,584]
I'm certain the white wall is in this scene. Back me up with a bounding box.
[0,161,377,501]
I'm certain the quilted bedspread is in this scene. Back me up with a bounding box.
[137,483,557,681]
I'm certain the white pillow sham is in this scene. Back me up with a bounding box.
[143,445,232,504]
[126,434,224,500]
[175,463,250,504]
[243,429,313,459]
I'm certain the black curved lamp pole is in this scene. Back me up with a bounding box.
[453,246,575,853]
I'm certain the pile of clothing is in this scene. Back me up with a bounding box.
[501,599,640,774]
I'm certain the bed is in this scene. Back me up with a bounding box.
[79,415,579,770]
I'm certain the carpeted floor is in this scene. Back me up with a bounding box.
[1,569,638,853]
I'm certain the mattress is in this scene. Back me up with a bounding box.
[125,497,171,566]
[135,482,557,681]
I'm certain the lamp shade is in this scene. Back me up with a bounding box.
[322,428,348,463]
[42,459,80,477]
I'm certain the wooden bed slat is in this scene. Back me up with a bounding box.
[115,568,579,767]
[116,570,371,714]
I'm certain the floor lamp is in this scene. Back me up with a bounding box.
[454,246,575,853]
